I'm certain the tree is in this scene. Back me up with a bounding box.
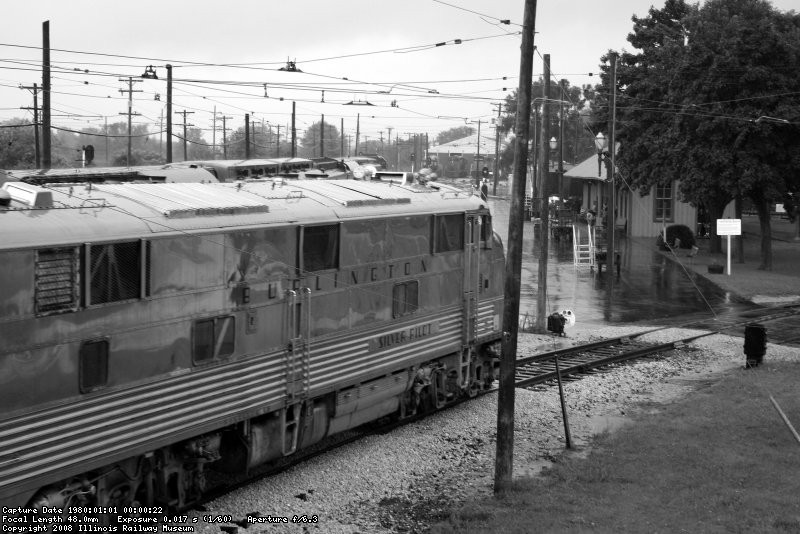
[602,0,800,269]
[435,126,475,145]
[300,121,342,158]
[0,119,37,169]
[497,78,592,179]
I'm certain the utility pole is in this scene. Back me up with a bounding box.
[104,117,109,165]
[291,102,297,158]
[245,113,250,159]
[20,84,41,168]
[276,124,282,158]
[321,114,325,157]
[355,114,360,155]
[493,103,501,195]
[340,118,344,157]
[559,80,566,201]
[159,108,164,157]
[474,120,482,186]
[42,21,51,169]
[166,64,173,163]
[175,109,194,161]
[215,114,232,159]
[251,119,258,158]
[535,54,552,333]
[119,77,142,166]
[607,52,618,290]
[387,127,393,169]
[212,106,217,158]
[496,0,537,493]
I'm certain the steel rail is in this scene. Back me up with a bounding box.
[515,304,800,389]
[515,332,715,388]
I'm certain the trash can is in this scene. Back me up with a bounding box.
[744,323,767,368]
[547,312,567,336]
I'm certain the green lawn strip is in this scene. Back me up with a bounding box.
[435,362,800,533]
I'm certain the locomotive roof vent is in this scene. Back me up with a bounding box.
[2,181,53,208]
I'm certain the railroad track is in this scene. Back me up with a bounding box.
[514,303,800,388]
[193,304,800,513]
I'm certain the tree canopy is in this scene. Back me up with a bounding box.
[596,0,800,268]
[435,126,475,146]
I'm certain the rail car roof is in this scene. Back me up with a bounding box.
[0,179,486,249]
[0,165,219,185]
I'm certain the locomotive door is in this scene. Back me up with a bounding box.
[285,287,311,400]
[463,214,481,344]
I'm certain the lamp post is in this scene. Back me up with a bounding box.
[549,136,563,203]
[595,131,616,273]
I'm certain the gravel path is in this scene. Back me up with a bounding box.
[185,326,798,534]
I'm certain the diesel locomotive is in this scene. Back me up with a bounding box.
[0,176,504,509]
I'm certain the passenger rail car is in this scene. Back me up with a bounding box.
[0,179,504,509]
[186,157,315,181]
[0,164,219,186]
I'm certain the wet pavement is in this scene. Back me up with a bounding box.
[488,199,756,335]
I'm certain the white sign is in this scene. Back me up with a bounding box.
[716,219,741,236]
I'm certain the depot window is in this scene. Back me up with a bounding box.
[654,183,674,223]
[193,315,236,364]
[302,224,340,272]
[434,214,464,253]
[392,281,419,318]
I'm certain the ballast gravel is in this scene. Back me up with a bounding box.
[185,326,798,533]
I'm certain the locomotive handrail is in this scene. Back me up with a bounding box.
[78,197,109,213]
[303,287,312,397]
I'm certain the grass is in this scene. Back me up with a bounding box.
[433,361,800,533]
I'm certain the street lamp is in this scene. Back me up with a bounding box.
[594,132,608,177]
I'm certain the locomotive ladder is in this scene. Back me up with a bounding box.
[460,216,481,391]
[463,216,480,344]
[285,288,311,399]
[283,288,311,455]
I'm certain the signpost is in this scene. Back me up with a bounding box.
[716,219,741,275]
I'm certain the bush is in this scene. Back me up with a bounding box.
[656,224,696,249]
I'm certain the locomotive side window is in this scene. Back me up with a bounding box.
[387,216,431,260]
[193,315,236,364]
[302,224,339,272]
[392,281,419,318]
[79,339,109,393]
[35,247,80,315]
[88,241,143,305]
[434,214,464,253]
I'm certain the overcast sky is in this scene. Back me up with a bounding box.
[1,0,796,149]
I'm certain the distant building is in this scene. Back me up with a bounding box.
[428,133,501,179]
[564,155,697,238]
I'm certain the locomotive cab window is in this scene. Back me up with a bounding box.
[193,315,236,364]
[434,214,464,253]
[79,339,109,393]
[392,281,419,318]
[302,224,340,272]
